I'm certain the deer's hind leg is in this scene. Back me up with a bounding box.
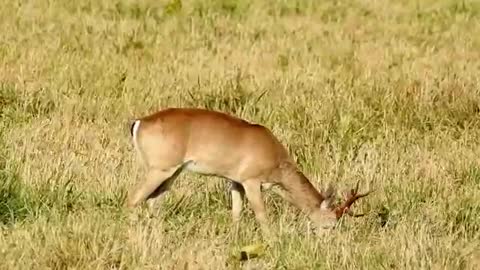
[127,165,182,208]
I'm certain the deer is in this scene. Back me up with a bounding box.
[127,107,372,235]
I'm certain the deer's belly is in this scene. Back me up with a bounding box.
[184,160,219,175]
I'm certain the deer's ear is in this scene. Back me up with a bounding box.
[322,183,336,199]
[320,199,331,210]
[320,184,336,210]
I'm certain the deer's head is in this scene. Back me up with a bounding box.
[311,181,373,231]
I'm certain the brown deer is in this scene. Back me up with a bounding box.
[127,107,372,235]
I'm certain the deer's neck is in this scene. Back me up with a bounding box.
[279,164,325,213]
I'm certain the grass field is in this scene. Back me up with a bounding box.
[1,0,480,269]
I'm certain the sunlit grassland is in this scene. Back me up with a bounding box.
[1,0,480,269]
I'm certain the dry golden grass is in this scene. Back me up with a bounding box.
[1,0,480,269]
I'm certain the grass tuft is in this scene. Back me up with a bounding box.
[0,169,32,225]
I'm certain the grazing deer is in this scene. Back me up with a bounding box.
[127,108,372,234]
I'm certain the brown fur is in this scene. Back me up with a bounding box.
[127,107,370,234]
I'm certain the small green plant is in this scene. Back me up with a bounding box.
[0,169,32,225]
[164,0,182,16]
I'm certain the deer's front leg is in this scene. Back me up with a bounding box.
[243,179,270,237]
[231,181,245,222]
